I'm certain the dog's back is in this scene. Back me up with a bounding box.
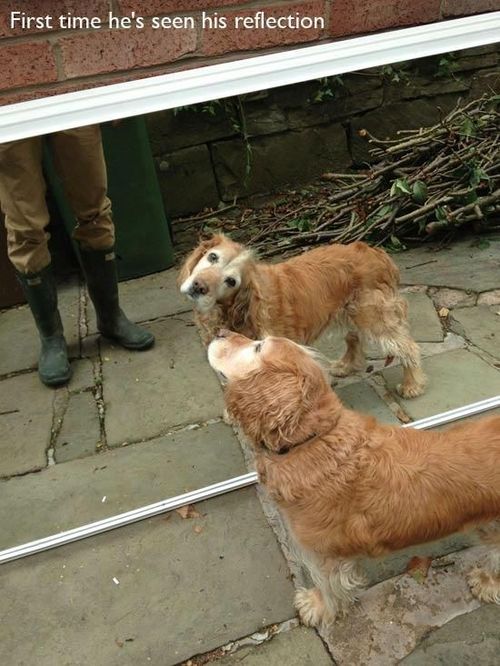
[256,241,401,343]
[343,413,500,554]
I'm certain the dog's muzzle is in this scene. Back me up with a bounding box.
[188,278,208,299]
[214,328,231,339]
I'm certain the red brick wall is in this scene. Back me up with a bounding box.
[0,0,498,105]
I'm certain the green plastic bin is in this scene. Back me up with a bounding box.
[44,116,174,280]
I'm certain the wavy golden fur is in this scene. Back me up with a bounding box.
[209,332,500,627]
[179,234,426,398]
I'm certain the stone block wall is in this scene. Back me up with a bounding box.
[0,1,498,105]
[146,46,500,216]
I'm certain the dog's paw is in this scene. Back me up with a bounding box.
[468,567,500,604]
[294,587,332,627]
[222,408,234,426]
[396,382,425,399]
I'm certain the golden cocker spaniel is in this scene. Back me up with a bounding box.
[208,330,500,627]
[179,234,426,398]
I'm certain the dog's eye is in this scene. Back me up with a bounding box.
[207,252,218,263]
[224,277,236,288]
[254,342,262,353]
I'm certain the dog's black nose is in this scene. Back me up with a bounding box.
[215,328,231,339]
[190,278,208,297]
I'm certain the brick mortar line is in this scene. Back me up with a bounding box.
[93,339,108,452]
[0,0,329,46]
[1,36,336,97]
[456,337,500,371]
[103,415,225,451]
[47,386,70,467]
[0,366,37,382]
[0,465,47,482]
[175,618,304,666]
[0,308,193,383]
[78,276,89,356]
[0,415,226,481]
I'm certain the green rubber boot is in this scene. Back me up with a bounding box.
[17,266,72,387]
[79,247,155,350]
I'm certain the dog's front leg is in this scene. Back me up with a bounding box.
[468,527,500,604]
[330,332,366,378]
[294,552,366,628]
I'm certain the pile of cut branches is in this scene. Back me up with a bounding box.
[237,95,500,256]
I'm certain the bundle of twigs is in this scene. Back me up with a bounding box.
[240,95,500,256]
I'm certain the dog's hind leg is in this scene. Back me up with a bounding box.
[468,526,500,604]
[294,552,366,627]
[372,293,426,398]
[331,332,366,378]
[379,330,427,399]
[349,291,426,397]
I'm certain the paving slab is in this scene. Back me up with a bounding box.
[87,266,189,333]
[477,289,500,306]
[327,547,483,666]
[394,235,500,291]
[429,287,476,309]
[0,372,52,478]
[450,305,500,359]
[383,349,500,419]
[401,604,500,665]
[336,382,399,424]
[0,488,295,666]
[69,357,96,393]
[0,421,245,551]
[102,314,224,446]
[0,277,80,376]
[54,391,101,463]
[216,627,332,665]
[405,292,443,343]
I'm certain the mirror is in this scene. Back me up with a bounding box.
[2,44,500,541]
[1,43,499,664]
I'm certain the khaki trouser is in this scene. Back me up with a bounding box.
[0,124,115,274]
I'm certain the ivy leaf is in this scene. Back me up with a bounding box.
[459,117,476,138]
[435,206,448,222]
[469,166,490,188]
[366,204,394,227]
[390,178,412,197]
[462,190,478,205]
[288,217,311,232]
[412,180,428,204]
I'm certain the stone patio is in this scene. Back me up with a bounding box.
[0,234,499,665]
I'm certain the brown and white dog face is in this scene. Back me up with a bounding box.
[208,330,332,452]
[208,329,272,381]
[178,235,252,314]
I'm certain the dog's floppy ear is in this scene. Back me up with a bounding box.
[226,259,263,337]
[225,355,335,453]
[177,234,225,287]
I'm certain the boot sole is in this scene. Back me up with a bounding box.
[100,334,155,351]
[40,368,72,387]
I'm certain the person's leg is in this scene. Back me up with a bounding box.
[0,137,71,386]
[50,125,154,350]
